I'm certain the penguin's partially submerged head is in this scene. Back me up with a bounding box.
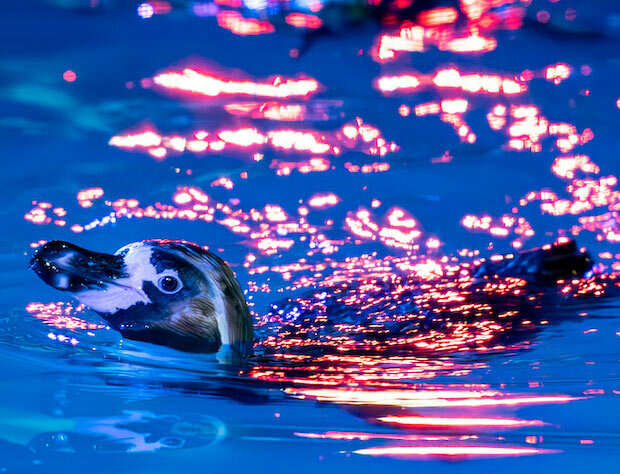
[30,240,254,355]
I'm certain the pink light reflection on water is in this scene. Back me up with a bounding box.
[108,119,397,159]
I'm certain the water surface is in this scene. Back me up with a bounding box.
[2,0,620,472]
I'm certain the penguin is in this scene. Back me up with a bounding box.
[30,238,592,356]
[30,240,254,356]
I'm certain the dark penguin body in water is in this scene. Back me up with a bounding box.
[31,239,592,356]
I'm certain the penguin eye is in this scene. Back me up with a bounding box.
[157,275,182,294]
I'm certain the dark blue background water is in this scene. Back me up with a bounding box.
[2,0,620,472]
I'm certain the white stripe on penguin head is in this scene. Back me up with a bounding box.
[74,242,179,314]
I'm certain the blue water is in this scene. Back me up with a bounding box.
[2,0,620,472]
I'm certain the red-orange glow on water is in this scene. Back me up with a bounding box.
[214,0,242,7]
[578,213,620,244]
[285,13,323,29]
[545,63,571,84]
[294,431,461,441]
[377,69,524,95]
[77,187,104,208]
[507,111,620,244]
[344,162,390,173]
[216,11,275,36]
[443,30,497,53]
[211,177,234,189]
[415,102,441,116]
[374,26,497,62]
[378,415,545,428]
[30,240,48,249]
[26,181,351,255]
[25,201,72,228]
[525,174,620,224]
[485,105,590,153]
[552,156,600,179]
[418,8,459,27]
[460,0,488,20]
[224,102,307,121]
[372,0,525,63]
[296,433,555,458]
[374,24,425,62]
[353,445,554,457]
[376,74,420,93]
[63,70,77,82]
[152,68,318,99]
[433,68,524,94]
[308,193,340,209]
[25,181,608,450]
[462,214,534,242]
[487,104,507,130]
[247,237,600,356]
[506,105,547,152]
[285,387,578,408]
[26,302,106,331]
[25,202,54,225]
[271,158,331,176]
[345,207,422,250]
[107,128,162,149]
[460,0,524,25]
[411,99,475,143]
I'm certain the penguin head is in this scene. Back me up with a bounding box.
[30,239,254,355]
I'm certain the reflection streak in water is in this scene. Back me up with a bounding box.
[284,387,578,408]
[353,445,554,458]
[152,68,319,99]
[108,118,397,159]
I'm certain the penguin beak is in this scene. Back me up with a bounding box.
[30,240,126,293]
